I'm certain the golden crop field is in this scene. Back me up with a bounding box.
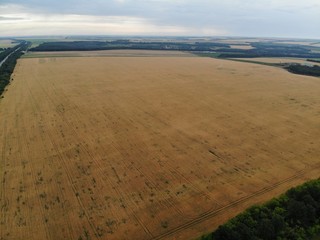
[1,52,320,240]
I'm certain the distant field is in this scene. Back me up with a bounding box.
[23,49,195,58]
[23,37,101,48]
[24,37,78,48]
[276,41,320,46]
[230,39,320,47]
[214,38,263,44]
[229,45,254,50]
[1,52,320,240]
[0,40,17,48]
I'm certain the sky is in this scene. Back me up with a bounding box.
[0,0,319,38]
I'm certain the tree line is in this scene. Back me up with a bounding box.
[0,41,30,95]
[218,42,320,58]
[307,59,320,64]
[30,40,230,52]
[286,64,320,77]
[30,40,320,59]
[198,178,320,240]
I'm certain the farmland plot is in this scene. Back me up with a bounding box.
[1,53,320,240]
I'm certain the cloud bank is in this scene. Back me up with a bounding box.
[0,0,319,38]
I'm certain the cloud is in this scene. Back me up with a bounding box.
[0,0,319,38]
[0,12,224,37]
[0,16,25,21]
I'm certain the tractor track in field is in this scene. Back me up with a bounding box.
[25,74,76,239]
[0,118,8,229]
[152,163,316,240]
[2,56,320,240]
[32,74,101,239]
[33,70,155,239]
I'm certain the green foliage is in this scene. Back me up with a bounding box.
[30,40,230,52]
[218,42,320,58]
[29,40,320,59]
[198,233,213,240]
[0,41,30,95]
[286,64,320,77]
[198,179,320,240]
[307,59,320,64]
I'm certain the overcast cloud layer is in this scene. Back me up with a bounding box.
[0,0,319,38]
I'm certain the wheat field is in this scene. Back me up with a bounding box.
[1,53,320,239]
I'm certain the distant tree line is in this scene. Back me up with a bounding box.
[286,64,320,77]
[307,59,320,64]
[0,41,30,95]
[198,178,320,240]
[217,42,320,58]
[30,40,230,52]
[30,40,320,59]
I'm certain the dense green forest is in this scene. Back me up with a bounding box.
[198,178,320,240]
[286,64,320,77]
[0,41,30,95]
[229,60,320,77]
[30,40,320,59]
[307,59,320,64]
[218,42,320,58]
[30,40,230,51]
